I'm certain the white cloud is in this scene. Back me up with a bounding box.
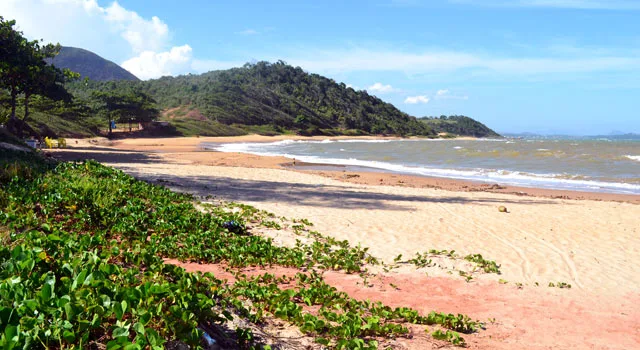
[1,0,172,54]
[404,95,430,104]
[103,2,170,53]
[367,82,395,93]
[450,0,640,10]
[435,89,469,100]
[0,0,186,79]
[237,29,260,35]
[270,48,640,78]
[122,45,193,80]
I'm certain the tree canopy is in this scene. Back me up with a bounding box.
[0,16,77,137]
[419,115,500,138]
[68,61,436,137]
[92,88,159,135]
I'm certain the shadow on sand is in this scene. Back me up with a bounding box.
[122,170,557,211]
[50,149,558,211]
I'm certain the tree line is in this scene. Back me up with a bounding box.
[2,17,495,139]
[1,17,159,138]
[67,61,436,137]
[0,17,77,137]
[419,115,500,138]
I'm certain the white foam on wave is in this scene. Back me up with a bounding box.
[209,142,640,195]
[626,155,640,162]
[207,138,506,150]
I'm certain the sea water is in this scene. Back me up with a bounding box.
[204,138,640,195]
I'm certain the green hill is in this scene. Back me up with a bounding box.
[48,46,139,82]
[68,61,435,137]
[419,115,501,138]
[23,59,499,139]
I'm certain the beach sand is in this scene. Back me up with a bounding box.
[51,135,640,349]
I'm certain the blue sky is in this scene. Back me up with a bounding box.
[2,0,640,135]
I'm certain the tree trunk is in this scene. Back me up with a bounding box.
[108,113,113,137]
[9,87,17,121]
[8,87,19,136]
[18,93,30,138]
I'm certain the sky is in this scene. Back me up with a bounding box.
[2,0,640,135]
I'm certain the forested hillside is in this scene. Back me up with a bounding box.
[68,61,436,136]
[420,115,500,138]
[47,47,139,82]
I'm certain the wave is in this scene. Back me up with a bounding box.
[205,137,508,150]
[626,155,640,162]
[210,143,640,194]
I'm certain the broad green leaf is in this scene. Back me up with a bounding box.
[138,311,151,326]
[64,302,75,320]
[82,273,94,286]
[100,295,111,308]
[112,327,130,338]
[133,322,145,336]
[40,283,52,302]
[114,301,126,320]
[106,340,123,350]
[62,330,75,343]
[316,337,330,345]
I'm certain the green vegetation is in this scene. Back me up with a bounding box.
[548,282,572,289]
[47,46,139,82]
[463,254,501,274]
[1,17,79,138]
[419,115,501,138]
[0,151,483,348]
[3,16,498,139]
[66,61,436,137]
[91,88,160,136]
[393,250,501,278]
[431,329,466,347]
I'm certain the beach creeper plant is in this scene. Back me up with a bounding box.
[0,152,482,348]
[396,250,501,276]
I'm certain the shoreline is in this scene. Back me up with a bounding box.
[49,135,640,349]
[90,135,639,204]
[50,137,640,295]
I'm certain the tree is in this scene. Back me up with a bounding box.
[92,89,159,136]
[1,17,78,137]
[0,17,33,127]
[19,44,78,137]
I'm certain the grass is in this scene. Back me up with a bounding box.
[0,150,482,348]
[169,119,248,137]
[28,111,103,138]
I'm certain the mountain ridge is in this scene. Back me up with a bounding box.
[48,46,139,82]
[63,60,499,138]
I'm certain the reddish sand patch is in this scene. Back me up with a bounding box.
[166,260,640,350]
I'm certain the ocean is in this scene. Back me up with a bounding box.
[205,138,640,195]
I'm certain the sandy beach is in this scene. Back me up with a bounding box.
[51,135,640,349]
